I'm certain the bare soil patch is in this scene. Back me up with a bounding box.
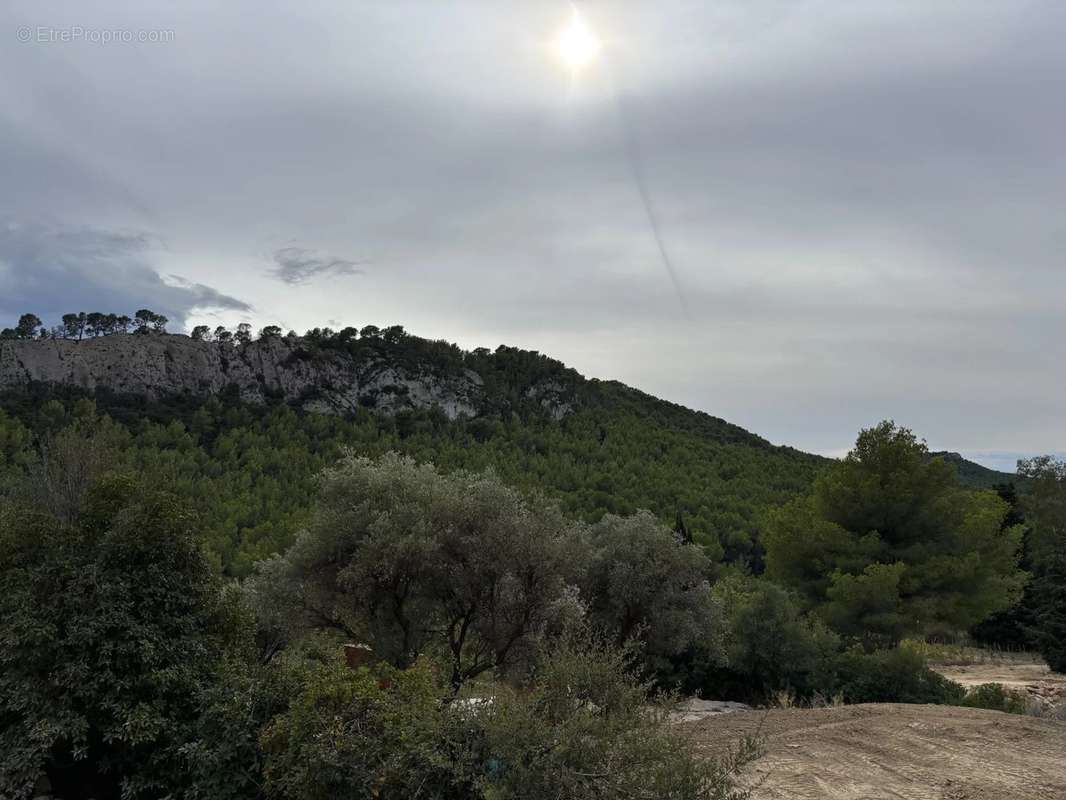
[686,703,1066,799]
[937,660,1066,709]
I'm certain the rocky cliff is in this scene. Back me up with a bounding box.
[0,334,491,418]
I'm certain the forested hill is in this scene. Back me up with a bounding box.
[0,323,796,456]
[0,323,829,574]
[929,451,1021,490]
[0,328,773,449]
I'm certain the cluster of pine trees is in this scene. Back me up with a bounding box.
[0,310,168,340]
[0,385,819,575]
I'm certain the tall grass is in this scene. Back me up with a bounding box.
[901,638,1041,667]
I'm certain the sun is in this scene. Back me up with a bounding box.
[555,8,602,73]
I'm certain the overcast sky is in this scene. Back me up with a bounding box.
[2,1,1063,469]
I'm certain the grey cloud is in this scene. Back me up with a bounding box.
[163,273,256,313]
[270,246,364,285]
[1,1,1064,455]
[0,220,250,329]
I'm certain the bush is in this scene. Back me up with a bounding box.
[833,647,965,705]
[179,645,304,800]
[960,683,1028,715]
[480,635,756,800]
[260,659,481,800]
[239,632,760,800]
[708,576,839,702]
[583,511,719,676]
[0,478,239,800]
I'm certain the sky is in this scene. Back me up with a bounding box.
[2,1,1064,469]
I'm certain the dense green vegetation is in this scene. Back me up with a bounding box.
[2,451,757,800]
[928,451,1023,491]
[0,478,242,799]
[0,356,822,577]
[1015,457,1066,672]
[0,325,1012,577]
[3,429,1044,799]
[964,457,1066,672]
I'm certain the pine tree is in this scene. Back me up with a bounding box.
[764,421,1026,645]
[1028,550,1066,673]
[673,510,692,545]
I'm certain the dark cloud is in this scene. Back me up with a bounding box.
[270,246,363,285]
[0,220,250,329]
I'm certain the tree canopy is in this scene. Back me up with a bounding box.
[252,453,587,692]
[764,421,1026,645]
[583,511,718,664]
[0,476,238,799]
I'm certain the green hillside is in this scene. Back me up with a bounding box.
[929,451,1023,490]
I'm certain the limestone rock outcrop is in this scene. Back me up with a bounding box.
[0,334,486,419]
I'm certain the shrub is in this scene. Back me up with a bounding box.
[960,683,1028,715]
[710,576,839,701]
[179,643,305,800]
[260,659,481,800]
[833,647,965,705]
[583,511,720,676]
[480,635,756,800]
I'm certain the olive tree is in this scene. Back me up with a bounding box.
[712,575,839,698]
[251,452,587,692]
[25,412,130,524]
[582,511,720,668]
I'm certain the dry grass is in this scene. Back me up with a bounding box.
[767,688,843,711]
[900,638,1040,667]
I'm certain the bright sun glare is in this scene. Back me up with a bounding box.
[555,8,602,73]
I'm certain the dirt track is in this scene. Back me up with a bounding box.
[686,703,1066,800]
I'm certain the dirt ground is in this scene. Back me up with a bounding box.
[686,703,1066,800]
[936,660,1066,708]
